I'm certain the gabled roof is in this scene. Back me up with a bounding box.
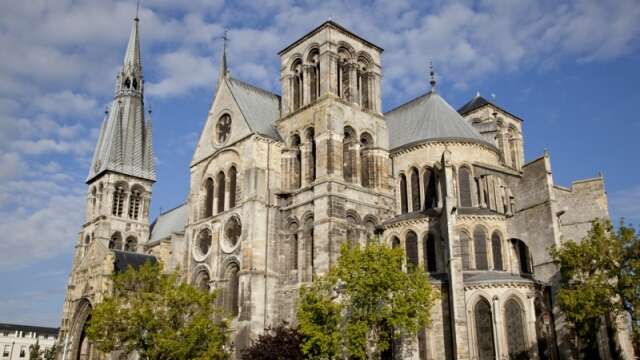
[458,93,523,121]
[278,20,383,55]
[112,250,157,273]
[148,203,188,244]
[226,77,282,141]
[385,91,493,150]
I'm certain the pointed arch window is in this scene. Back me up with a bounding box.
[225,264,240,317]
[343,126,355,183]
[399,174,408,214]
[304,217,315,281]
[516,240,533,274]
[491,231,503,271]
[423,168,438,209]
[424,233,437,272]
[128,187,142,219]
[125,236,137,252]
[291,134,302,189]
[216,171,226,213]
[410,168,421,212]
[112,185,126,217]
[391,236,401,249]
[474,226,488,270]
[309,49,320,102]
[289,222,299,273]
[337,48,351,101]
[474,298,496,360]
[405,231,419,268]
[346,214,359,246]
[205,177,214,218]
[228,167,237,208]
[460,231,471,270]
[360,133,373,188]
[357,58,371,110]
[195,269,211,292]
[505,299,527,356]
[292,60,304,110]
[458,167,473,207]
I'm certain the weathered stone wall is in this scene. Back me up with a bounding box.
[554,177,609,244]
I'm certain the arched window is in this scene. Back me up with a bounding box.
[216,171,225,213]
[346,214,359,246]
[509,128,518,169]
[112,184,126,217]
[424,233,437,272]
[205,178,214,218]
[405,231,419,268]
[391,236,400,249]
[124,77,131,89]
[491,231,503,271]
[194,269,211,292]
[225,264,240,317]
[124,236,137,252]
[291,134,302,189]
[474,298,496,360]
[505,299,527,356]
[304,217,315,281]
[410,167,421,212]
[360,132,373,188]
[128,187,142,219]
[474,226,488,270]
[337,48,351,101]
[423,168,438,209]
[289,222,299,273]
[132,78,138,90]
[343,126,355,183]
[228,167,237,208]
[363,217,377,242]
[195,229,212,258]
[292,60,303,110]
[357,57,371,110]
[109,232,122,250]
[306,128,316,182]
[460,231,471,270]
[216,114,232,144]
[458,167,473,207]
[516,240,533,274]
[309,49,320,102]
[399,174,408,214]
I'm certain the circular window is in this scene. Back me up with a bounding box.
[222,216,242,252]
[193,229,212,261]
[216,114,232,145]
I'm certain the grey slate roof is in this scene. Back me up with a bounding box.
[226,77,282,141]
[458,93,523,121]
[113,250,157,273]
[87,18,155,183]
[0,323,58,336]
[385,91,492,149]
[463,271,536,284]
[148,203,188,244]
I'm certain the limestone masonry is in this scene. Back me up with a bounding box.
[57,18,634,360]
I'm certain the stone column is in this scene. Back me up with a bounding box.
[281,74,292,116]
[300,143,310,187]
[348,63,357,104]
[527,294,540,360]
[372,72,382,114]
[493,295,505,360]
[320,52,338,96]
[479,176,487,208]
[351,142,361,185]
[303,65,312,106]
[224,175,231,210]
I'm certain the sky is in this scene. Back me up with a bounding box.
[0,0,639,327]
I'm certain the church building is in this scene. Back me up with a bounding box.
[56,16,635,360]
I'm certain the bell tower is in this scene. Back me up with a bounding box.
[275,21,393,286]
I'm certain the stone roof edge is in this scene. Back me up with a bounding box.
[390,137,498,157]
[278,20,383,55]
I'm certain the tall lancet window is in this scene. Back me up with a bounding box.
[292,59,304,111]
[291,134,302,189]
[399,174,408,214]
[228,166,237,208]
[343,126,355,183]
[216,171,226,213]
[423,168,438,209]
[360,133,373,188]
[474,298,496,360]
[491,231,503,271]
[306,128,316,182]
[205,177,214,218]
[410,167,421,212]
[474,225,488,270]
[337,48,351,101]
[458,167,473,207]
[357,57,371,110]
[112,184,126,217]
[128,187,142,219]
[309,49,320,102]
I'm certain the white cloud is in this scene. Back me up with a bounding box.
[0,153,28,181]
[147,49,217,97]
[35,91,98,116]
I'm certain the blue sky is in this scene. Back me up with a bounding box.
[0,0,639,327]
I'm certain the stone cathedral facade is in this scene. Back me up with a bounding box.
[57,18,635,360]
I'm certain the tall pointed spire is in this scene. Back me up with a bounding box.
[123,16,141,69]
[217,30,230,87]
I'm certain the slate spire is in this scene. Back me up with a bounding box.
[87,15,155,183]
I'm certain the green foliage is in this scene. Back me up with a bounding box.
[297,240,438,359]
[241,323,303,360]
[28,343,56,360]
[86,261,230,360]
[550,219,640,354]
[41,345,57,360]
[29,342,41,360]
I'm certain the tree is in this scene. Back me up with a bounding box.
[550,219,640,356]
[41,345,57,360]
[86,262,230,360]
[29,341,40,360]
[241,323,303,360]
[297,240,438,359]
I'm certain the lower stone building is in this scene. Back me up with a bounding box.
[56,16,635,360]
[1,323,58,360]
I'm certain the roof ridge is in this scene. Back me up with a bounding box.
[229,77,281,99]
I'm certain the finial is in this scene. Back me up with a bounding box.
[135,0,140,21]
[475,90,480,98]
[429,61,437,90]
[104,106,109,115]
[148,104,152,115]
[491,93,496,100]
[218,30,230,79]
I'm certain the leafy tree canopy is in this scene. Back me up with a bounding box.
[551,219,640,354]
[241,323,303,360]
[297,240,438,359]
[86,262,230,360]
